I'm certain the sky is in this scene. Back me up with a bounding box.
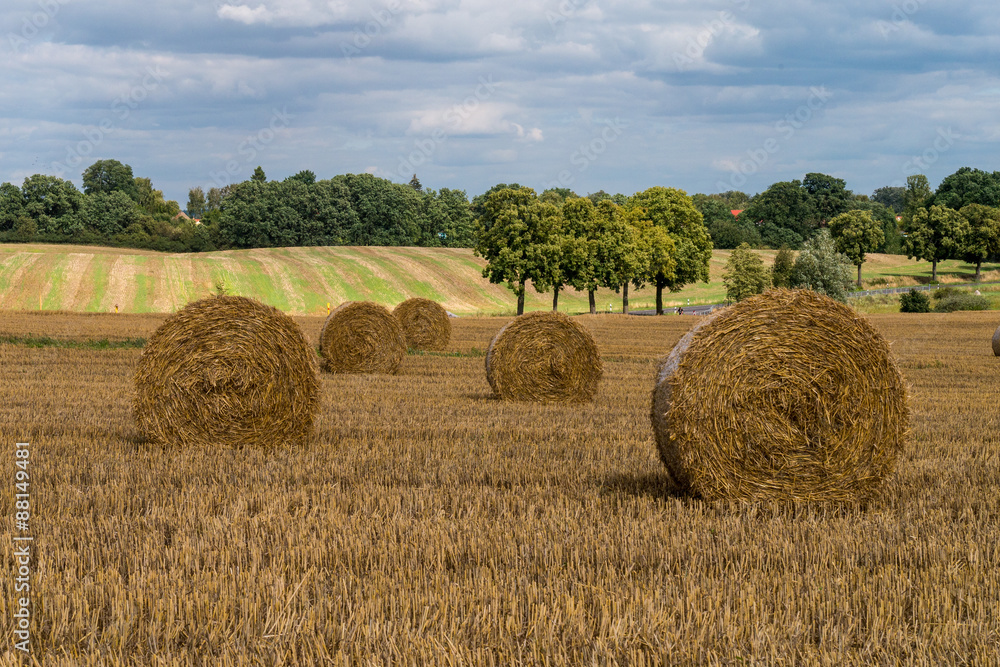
[2,0,1000,206]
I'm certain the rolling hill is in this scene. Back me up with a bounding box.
[0,243,996,316]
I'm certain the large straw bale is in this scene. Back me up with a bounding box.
[133,296,319,448]
[651,289,908,502]
[993,324,1000,356]
[486,311,602,402]
[393,297,451,351]
[319,301,406,374]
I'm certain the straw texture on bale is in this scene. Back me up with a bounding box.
[319,301,406,374]
[486,311,602,402]
[393,297,451,351]
[651,289,909,502]
[993,324,1000,356]
[133,296,319,448]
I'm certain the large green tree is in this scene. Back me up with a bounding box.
[82,159,138,201]
[21,175,83,233]
[723,243,770,302]
[789,229,854,302]
[871,185,906,213]
[557,197,600,313]
[76,191,141,236]
[828,209,885,287]
[802,172,853,222]
[902,174,932,226]
[737,180,818,248]
[135,177,180,219]
[588,200,644,314]
[187,187,207,219]
[333,173,420,246]
[0,182,25,231]
[902,204,969,281]
[930,167,1000,210]
[470,183,525,222]
[626,187,710,314]
[627,219,676,315]
[958,204,1000,281]
[771,246,795,288]
[474,187,560,315]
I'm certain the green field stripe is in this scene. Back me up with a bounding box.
[308,252,366,304]
[0,253,38,308]
[83,255,111,312]
[368,254,446,303]
[339,255,406,305]
[274,249,329,314]
[132,272,155,313]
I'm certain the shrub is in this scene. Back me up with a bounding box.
[933,293,990,312]
[900,289,931,313]
[931,286,959,301]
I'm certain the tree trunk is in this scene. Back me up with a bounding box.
[588,290,596,315]
[656,284,664,315]
[857,262,863,288]
[976,262,982,282]
[552,286,559,312]
[516,281,525,315]
[622,282,629,315]
[931,260,938,282]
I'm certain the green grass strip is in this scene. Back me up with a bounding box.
[406,347,486,358]
[0,335,147,350]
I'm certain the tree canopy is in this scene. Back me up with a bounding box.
[789,229,854,302]
[723,243,770,302]
[930,167,1000,210]
[828,209,885,286]
[902,204,969,281]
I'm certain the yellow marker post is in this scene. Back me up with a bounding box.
[326,302,330,315]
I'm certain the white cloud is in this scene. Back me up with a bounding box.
[217,4,273,25]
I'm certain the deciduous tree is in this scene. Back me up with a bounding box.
[958,203,1000,281]
[789,229,854,302]
[902,205,969,281]
[771,246,795,288]
[626,187,710,314]
[723,243,770,302]
[82,159,138,201]
[474,187,559,315]
[829,209,885,287]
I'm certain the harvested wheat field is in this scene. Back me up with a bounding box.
[1,310,999,665]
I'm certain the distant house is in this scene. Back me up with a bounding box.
[730,209,743,217]
[173,211,202,225]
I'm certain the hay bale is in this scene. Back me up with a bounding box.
[993,324,1000,356]
[486,311,602,402]
[393,297,451,351]
[133,296,319,448]
[319,301,406,374]
[651,289,908,502]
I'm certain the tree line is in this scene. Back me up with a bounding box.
[474,185,712,315]
[2,161,997,289]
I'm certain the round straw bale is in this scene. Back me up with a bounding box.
[993,324,1000,356]
[651,289,908,502]
[393,297,451,351]
[485,311,602,402]
[133,296,319,448]
[319,301,406,374]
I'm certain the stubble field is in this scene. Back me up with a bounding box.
[1,310,999,665]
